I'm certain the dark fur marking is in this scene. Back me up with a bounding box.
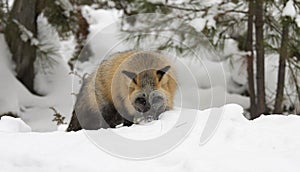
[66,110,82,131]
[122,70,137,84]
[157,65,170,81]
[116,94,134,126]
[101,103,124,128]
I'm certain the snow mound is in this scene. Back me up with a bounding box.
[0,34,74,132]
[0,104,300,172]
[0,116,31,132]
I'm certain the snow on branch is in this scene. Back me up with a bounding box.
[55,0,73,17]
[282,0,297,19]
[12,19,39,46]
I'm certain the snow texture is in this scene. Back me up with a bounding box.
[282,0,297,19]
[296,15,300,27]
[0,104,300,171]
[0,34,73,131]
[189,18,206,32]
[0,116,31,132]
[146,0,163,4]
[55,0,73,17]
[13,19,39,46]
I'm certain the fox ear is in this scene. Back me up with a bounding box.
[157,65,171,81]
[122,70,137,84]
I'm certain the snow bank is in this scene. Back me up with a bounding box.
[0,34,73,132]
[0,116,31,132]
[0,35,19,115]
[0,104,299,171]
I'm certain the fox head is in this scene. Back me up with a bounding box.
[122,65,172,122]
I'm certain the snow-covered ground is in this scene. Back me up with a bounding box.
[0,34,73,132]
[1,104,300,171]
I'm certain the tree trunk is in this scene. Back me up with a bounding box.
[274,17,289,114]
[245,0,257,119]
[254,0,267,116]
[68,8,92,70]
[4,0,38,94]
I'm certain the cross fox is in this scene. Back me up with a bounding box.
[67,50,177,131]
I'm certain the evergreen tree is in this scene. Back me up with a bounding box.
[3,0,95,94]
[5,0,39,94]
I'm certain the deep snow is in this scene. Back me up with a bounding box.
[1,104,300,171]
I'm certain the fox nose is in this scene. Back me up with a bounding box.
[151,94,164,105]
[134,97,151,113]
[149,91,165,109]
